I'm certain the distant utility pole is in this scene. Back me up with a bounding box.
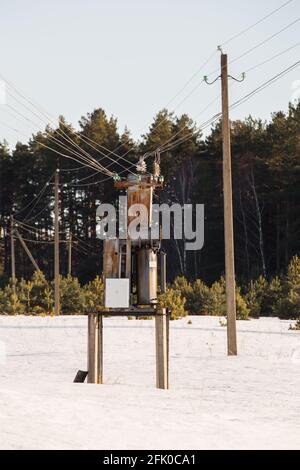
[68,233,72,276]
[14,229,40,273]
[54,169,60,315]
[221,53,237,356]
[204,51,245,356]
[10,215,16,295]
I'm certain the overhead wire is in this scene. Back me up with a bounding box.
[2,79,136,175]
[25,203,54,223]
[6,100,115,176]
[206,17,300,78]
[221,0,294,47]
[5,93,111,173]
[2,115,111,175]
[0,0,297,183]
[14,172,54,217]
[1,1,291,178]
[243,40,300,74]
[125,5,300,166]
[22,175,54,221]
[142,35,300,161]
[153,58,300,156]
[90,1,296,167]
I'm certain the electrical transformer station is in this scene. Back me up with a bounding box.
[85,159,170,390]
[104,172,166,309]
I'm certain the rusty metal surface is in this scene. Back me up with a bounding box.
[103,239,119,278]
[114,178,163,190]
[127,186,153,228]
[87,308,167,316]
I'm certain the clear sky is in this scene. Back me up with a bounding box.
[0,0,299,149]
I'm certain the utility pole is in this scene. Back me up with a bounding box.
[10,215,16,295]
[221,53,237,356]
[15,229,40,273]
[204,52,245,356]
[54,169,60,315]
[68,233,72,276]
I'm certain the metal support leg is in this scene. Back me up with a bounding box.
[155,309,169,390]
[98,315,103,384]
[87,314,103,384]
[87,313,99,383]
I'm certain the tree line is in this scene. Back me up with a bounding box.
[0,102,299,287]
[1,255,299,323]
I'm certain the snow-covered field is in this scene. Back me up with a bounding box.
[0,315,300,450]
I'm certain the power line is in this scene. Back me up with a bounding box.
[22,175,54,221]
[143,40,300,161]
[97,1,296,166]
[155,58,300,156]
[230,58,300,111]
[14,173,54,217]
[67,174,113,187]
[231,17,300,67]
[86,1,298,166]
[1,1,292,178]
[6,101,115,176]
[206,17,300,78]
[143,97,222,160]
[25,203,54,223]
[3,80,136,175]
[1,116,112,176]
[5,90,114,175]
[244,40,300,74]
[122,16,300,166]
[0,1,297,184]
[221,0,294,46]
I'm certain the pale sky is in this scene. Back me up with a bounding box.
[0,0,299,149]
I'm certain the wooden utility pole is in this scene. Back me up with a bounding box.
[87,313,103,384]
[54,169,60,315]
[155,309,169,389]
[68,233,72,276]
[10,215,16,295]
[15,229,40,272]
[221,54,237,356]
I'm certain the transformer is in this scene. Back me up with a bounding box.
[103,172,165,309]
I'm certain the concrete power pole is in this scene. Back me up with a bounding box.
[10,215,16,295]
[68,233,72,276]
[54,169,60,315]
[221,53,237,356]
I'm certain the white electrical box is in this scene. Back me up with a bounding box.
[105,278,130,309]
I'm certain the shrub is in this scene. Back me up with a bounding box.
[0,281,25,315]
[188,279,211,315]
[262,277,283,317]
[30,271,51,313]
[236,289,250,320]
[245,276,268,318]
[59,275,84,314]
[173,276,193,311]
[290,319,300,330]
[83,276,104,312]
[278,256,300,319]
[158,287,187,320]
[206,277,226,316]
[173,276,249,320]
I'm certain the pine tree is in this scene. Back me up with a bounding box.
[279,256,300,319]
[158,287,186,320]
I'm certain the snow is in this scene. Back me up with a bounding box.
[0,315,300,450]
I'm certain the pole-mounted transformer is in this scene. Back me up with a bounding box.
[84,161,170,390]
[103,169,165,309]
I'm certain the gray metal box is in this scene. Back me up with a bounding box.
[105,278,130,308]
